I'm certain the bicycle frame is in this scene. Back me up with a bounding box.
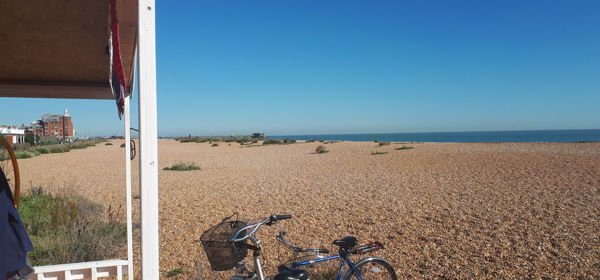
[291,255,364,280]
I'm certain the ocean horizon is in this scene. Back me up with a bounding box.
[271,129,600,143]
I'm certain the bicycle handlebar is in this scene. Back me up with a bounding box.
[231,214,292,243]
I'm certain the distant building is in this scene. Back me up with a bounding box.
[27,108,74,140]
[0,125,25,144]
[252,133,265,138]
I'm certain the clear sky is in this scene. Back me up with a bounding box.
[2,0,599,137]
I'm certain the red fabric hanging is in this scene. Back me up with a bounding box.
[110,0,127,118]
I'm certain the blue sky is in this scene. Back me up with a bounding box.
[2,0,599,137]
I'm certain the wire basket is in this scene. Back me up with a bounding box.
[201,213,248,271]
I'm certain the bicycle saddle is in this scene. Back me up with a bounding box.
[333,236,357,249]
[275,265,308,280]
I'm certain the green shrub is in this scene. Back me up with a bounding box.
[166,268,183,278]
[211,143,219,147]
[35,147,51,154]
[378,142,390,146]
[395,146,414,150]
[283,138,296,144]
[15,150,38,159]
[315,145,328,154]
[19,190,127,266]
[49,146,70,153]
[163,162,201,171]
[40,137,59,146]
[13,143,32,151]
[120,143,126,148]
[371,151,388,155]
[263,138,282,145]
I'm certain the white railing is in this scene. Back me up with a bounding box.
[32,259,128,280]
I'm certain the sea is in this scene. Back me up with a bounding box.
[271,129,600,143]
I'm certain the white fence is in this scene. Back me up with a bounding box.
[32,259,128,280]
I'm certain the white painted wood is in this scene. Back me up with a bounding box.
[124,95,134,280]
[33,260,128,280]
[117,265,123,280]
[137,0,160,279]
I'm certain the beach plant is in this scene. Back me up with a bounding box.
[35,147,51,154]
[163,162,201,171]
[49,146,70,153]
[378,142,390,146]
[120,143,126,147]
[211,143,219,147]
[315,145,328,154]
[105,142,113,146]
[166,268,184,278]
[371,151,388,155]
[15,150,40,159]
[18,189,127,266]
[395,146,414,150]
[262,138,282,145]
[40,136,59,146]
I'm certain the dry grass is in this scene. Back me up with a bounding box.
[15,139,600,279]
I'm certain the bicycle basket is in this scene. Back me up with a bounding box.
[200,215,248,271]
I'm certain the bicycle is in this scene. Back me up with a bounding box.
[200,213,397,280]
[0,137,20,208]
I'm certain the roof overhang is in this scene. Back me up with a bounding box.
[0,0,138,100]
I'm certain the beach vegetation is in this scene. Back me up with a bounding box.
[166,268,184,278]
[305,139,316,143]
[120,143,126,147]
[262,138,297,145]
[40,136,59,146]
[395,146,414,150]
[163,162,201,171]
[49,146,69,153]
[378,142,390,146]
[372,151,388,155]
[15,150,40,159]
[178,136,259,145]
[315,145,328,154]
[19,188,127,266]
[211,143,219,147]
[263,138,283,145]
[3,140,101,159]
[35,147,51,154]
[24,134,40,146]
[105,142,113,146]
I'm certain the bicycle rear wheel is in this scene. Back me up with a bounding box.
[0,137,20,208]
[344,258,397,280]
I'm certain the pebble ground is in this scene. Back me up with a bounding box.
[17,140,600,279]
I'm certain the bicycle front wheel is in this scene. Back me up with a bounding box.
[0,137,20,208]
[344,257,397,280]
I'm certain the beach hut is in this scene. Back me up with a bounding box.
[1,0,159,279]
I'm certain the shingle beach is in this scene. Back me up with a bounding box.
[17,140,600,279]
